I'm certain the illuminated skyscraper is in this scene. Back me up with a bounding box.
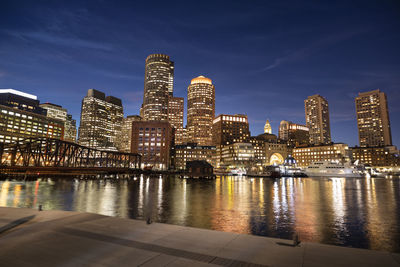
[264,120,272,134]
[278,120,309,147]
[142,54,174,121]
[187,76,215,146]
[355,89,392,147]
[168,96,184,144]
[115,115,142,152]
[305,94,331,145]
[0,89,64,144]
[212,114,250,146]
[78,89,123,150]
[40,103,77,142]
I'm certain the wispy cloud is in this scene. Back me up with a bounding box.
[331,112,355,123]
[5,30,113,51]
[259,28,370,72]
[95,70,143,81]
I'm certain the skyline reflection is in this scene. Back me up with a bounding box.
[0,176,399,252]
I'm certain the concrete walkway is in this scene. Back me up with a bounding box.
[0,207,399,267]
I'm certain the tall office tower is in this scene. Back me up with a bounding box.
[355,89,392,147]
[40,103,77,142]
[116,115,142,152]
[0,89,64,143]
[78,89,123,150]
[142,54,174,121]
[65,114,77,142]
[212,114,250,146]
[278,120,309,147]
[305,94,331,145]
[168,96,184,144]
[264,119,272,134]
[187,76,215,146]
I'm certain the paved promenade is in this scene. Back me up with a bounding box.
[0,207,399,267]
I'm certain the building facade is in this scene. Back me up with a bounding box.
[115,115,142,152]
[142,54,174,121]
[65,114,77,143]
[351,146,399,167]
[131,121,174,170]
[168,96,184,144]
[265,142,290,165]
[40,103,77,142]
[278,120,309,147]
[212,114,250,146]
[0,89,47,116]
[248,137,266,164]
[305,94,331,145]
[216,143,255,169]
[293,143,350,168]
[174,143,216,170]
[78,89,123,150]
[187,76,215,146]
[0,89,64,144]
[355,89,392,147]
[264,120,272,134]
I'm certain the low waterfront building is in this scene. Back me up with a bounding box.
[174,143,216,170]
[279,120,309,147]
[215,143,255,170]
[131,120,174,170]
[186,160,214,178]
[0,89,64,144]
[293,143,350,168]
[351,146,399,167]
[248,137,266,165]
[265,142,290,165]
[40,103,77,142]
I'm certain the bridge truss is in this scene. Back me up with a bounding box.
[0,138,141,169]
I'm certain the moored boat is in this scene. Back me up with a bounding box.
[305,161,364,178]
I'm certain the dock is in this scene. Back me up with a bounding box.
[0,207,399,266]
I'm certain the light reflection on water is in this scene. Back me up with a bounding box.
[0,175,399,252]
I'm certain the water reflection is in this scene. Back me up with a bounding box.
[0,176,399,252]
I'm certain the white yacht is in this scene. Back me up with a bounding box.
[229,167,246,176]
[305,161,364,178]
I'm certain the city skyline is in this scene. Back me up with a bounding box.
[1,1,400,147]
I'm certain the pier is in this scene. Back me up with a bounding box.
[0,207,399,266]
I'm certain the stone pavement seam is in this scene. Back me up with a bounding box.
[301,242,307,267]
[59,227,268,267]
[136,252,163,266]
[390,253,400,266]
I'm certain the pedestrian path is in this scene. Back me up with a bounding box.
[0,207,399,267]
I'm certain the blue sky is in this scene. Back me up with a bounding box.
[1,0,399,146]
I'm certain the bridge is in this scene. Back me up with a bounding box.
[0,138,141,173]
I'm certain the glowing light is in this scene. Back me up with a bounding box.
[190,75,212,85]
[0,89,37,100]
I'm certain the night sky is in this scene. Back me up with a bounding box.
[1,0,399,147]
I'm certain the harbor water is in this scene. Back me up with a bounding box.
[0,175,399,252]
